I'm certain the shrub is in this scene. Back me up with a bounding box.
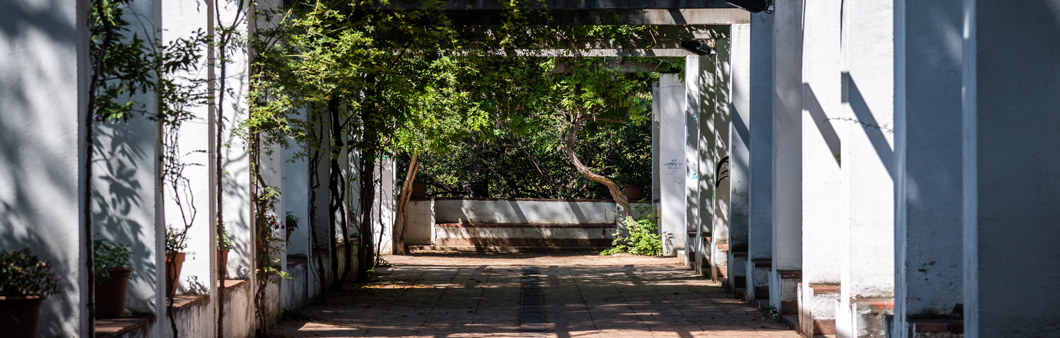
[601,209,663,256]
[0,248,61,297]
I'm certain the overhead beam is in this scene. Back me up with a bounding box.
[445,9,749,25]
[388,0,736,10]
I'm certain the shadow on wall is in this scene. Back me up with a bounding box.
[803,83,842,166]
[92,119,158,314]
[0,0,84,335]
[841,72,894,178]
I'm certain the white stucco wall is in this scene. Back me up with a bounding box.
[0,0,88,334]
[728,23,750,258]
[800,0,845,287]
[711,37,732,276]
[727,23,751,287]
[433,199,620,225]
[746,11,775,300]
[839,0,896,336]
[893,0,964,336]
[686,55,706,264]
[962,1,1060,336]
[659,73,687,256]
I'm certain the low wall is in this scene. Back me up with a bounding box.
[403,198,654,247]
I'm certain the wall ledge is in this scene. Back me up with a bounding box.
[95,316,152,338]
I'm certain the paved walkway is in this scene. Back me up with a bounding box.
[271,253,800,338]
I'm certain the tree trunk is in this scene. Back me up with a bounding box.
[357,108,377,283]
[563,111,633,218]
[393,155,420,255]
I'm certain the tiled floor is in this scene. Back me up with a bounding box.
[271,253,800,338]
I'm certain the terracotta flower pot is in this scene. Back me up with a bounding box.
[165,252,185,297]
[0,296,45,338]
[95,267,133,318]
[222,249,230,273]
[411,183,428,198]
[286,227,293,241]
[623,185,645,201]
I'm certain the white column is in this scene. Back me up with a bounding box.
[652,84,661,221]
[709,37,732,281]
[800,0,845,335]
[373,157,396,255]
[686,56,704,265]
[962,1,1060,336]
[659,73,687,257]
[0,0,87,334]
[838,0,895,336]
[771,0,804,315]
[893,0,964,337]
[727,23,751,289]
[746,11,775,301]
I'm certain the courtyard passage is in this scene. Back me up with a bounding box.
[272,253,800,338]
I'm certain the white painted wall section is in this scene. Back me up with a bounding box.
[659,73,687,256]
[727,23,751,286]
[771,0,804,313]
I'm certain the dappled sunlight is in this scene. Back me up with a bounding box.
[271,254,798,337]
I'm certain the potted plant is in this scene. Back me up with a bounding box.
[165,225,186,297]
[0,248,61,338]
[218,224,233,272]
[94,238,133,318]
[285,212,299,241]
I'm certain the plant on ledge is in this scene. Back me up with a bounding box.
[93,238,133,318]
[0,248,61,338]
[600,208,664,257]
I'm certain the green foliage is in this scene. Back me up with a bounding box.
[218,224,234,251]
[94,238,132,282]
[285,212,299,230]
[601,208,664,256]
[165,225,187,253]
[0,248,61,297]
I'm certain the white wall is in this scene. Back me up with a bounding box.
[746,10,775,299]
[771,0,804,311]
[727,23,751,286]
[658,73,687,256]
[0,0,87,334]
[839,0,896,336]
[893,0,964,336]
[962,1,1060,336]
[434,199,618,225]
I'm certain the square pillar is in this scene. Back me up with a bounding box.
[893,0,964,337]
[686,56,704,267]
[0,0,88,334]
[746,11,775,301]
[800,0,845,336]
[962,1,1060,336]
[771,0,804,315]
[838,0,896,336]
[727,23,751,289]
[658,73,687,257]
[709,37,732,281]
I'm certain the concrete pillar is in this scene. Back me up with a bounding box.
[962,1,1060,336]
[799,0,845,336]
[652,84,661,222]
[709,37,732,281]
[771,0,804,315]
[373,157,396,255]
[893,0,964,337]
[686,56,704,266]
[659,73,687,256]
[746,11,775,301]
[727,23,751,289]
[838,0,895,336]
[0,0,88,334]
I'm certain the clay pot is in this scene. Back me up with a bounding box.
[623,185,645,201]
[411,183,428,198]
[0,296,45,338]
[286,227,293,241]
[165,252,185,297]
[95,267,133,318]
